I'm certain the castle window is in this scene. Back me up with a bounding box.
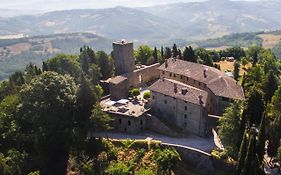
[140,120,143,125]
[180,75,183,79]
[185,106,187,110]
[119,119,122,124]
[128,120,131,126]
[164,100,167,104]
[170,73,172,76]
[198,82,201,86]
[162,71,165,75]
[174,74,176,77]
[204,84,207,88]
[184,114,187,119]
[187,77,189,81]
[193,80,196,84]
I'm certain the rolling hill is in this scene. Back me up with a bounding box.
[0,33,111,80]
[1,0,281,43]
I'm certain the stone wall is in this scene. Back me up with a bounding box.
[109,112,147,133]
[128,63,160,87]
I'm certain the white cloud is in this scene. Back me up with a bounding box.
[0,0,259,11]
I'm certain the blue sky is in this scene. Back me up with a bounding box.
[0,0,259,11]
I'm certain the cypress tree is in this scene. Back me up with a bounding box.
[233,61,240,81]
[262,71,278,104]
[236,130,248,175]
[243,131,256,175]
[256,113,266,161]
[172,43,178,58]
[161,46,164,59]
[153,47,158,63]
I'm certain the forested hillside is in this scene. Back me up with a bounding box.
[0,33,111,80]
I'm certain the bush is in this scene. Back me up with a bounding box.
[152,147,181,173]
[129,88,140,97]
[105,161,131,175]
[143,91,151,99]
[136,167,156,175]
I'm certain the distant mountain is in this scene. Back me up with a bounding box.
[0,33,111,80]
[141,0,281,40]
[1,1,281,44]
[0,7,174,42]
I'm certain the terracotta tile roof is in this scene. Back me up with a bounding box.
[109,75,128,85]
[148,78,208,106]
[158,58,244,100]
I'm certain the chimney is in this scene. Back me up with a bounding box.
[181,88,188,95]
[174,83,178,93]
[198,95,204,105]
[165,59,168,68]
[204,68,208,78]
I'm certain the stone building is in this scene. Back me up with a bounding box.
[109,40,160,100]
[112,40,135,75]
[148,58,244,136]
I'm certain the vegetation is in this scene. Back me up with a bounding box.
[0,45,113,175]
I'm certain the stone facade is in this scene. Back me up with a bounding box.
[112,40,135,75]
[150,91,208,136]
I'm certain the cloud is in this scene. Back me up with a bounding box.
[0,0,257,11]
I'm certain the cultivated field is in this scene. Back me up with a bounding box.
[216,60,252,76]
[258,34,281,49]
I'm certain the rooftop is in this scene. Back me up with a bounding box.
[158,58,244,100]
[148,78,208,106]
[101,92,150,117]
[113,39,132,45]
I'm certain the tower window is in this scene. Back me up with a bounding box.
[170,73,172,76]
[119,119,122,124]
[164,100,167,104]
[185,106,187,110]
[128,120,131,126]
[184,114,187,119]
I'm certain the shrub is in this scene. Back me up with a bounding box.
[129,88,140,97]
[105,161,131,175]
[143,91,151,99]
[136,167,156,175]
[152,147,181,173]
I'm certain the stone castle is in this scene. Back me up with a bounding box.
[102,40,244,137]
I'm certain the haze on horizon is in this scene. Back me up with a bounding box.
[1,0,260,12]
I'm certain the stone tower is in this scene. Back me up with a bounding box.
[112,40,135,75]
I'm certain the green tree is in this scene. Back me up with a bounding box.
[129,88,140,98]
[152,47,158,63]
[269,85,281,118]
[183,46,196,62]
[46,54,82,79]
[135,45,152,65]
[172,43,178,58]
[164,47,172,59]
[268,115,281,159]
[244,87,265,125]
[236,130,248,175]
[152,147,180,174]
[256,114,266,161]
[217,101,241,157]
[233,61,240,81]
[96,51,114,79]
[18,72,78,175]
[262,71,278,103]
[143,91,151,100]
